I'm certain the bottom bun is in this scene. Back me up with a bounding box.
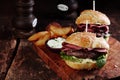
[65,60,97,70]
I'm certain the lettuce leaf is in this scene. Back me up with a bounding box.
[60,51,106,68]
[60,52,83,63]
[96,55,106,68]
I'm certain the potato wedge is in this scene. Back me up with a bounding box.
[34,32,51,46]
[50,25,73,37]
[35,35,50,46]
[46,22,73,37]
[46,22,61,31]
[28,31,50,41]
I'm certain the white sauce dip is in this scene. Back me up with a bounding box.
[47,37,65,48]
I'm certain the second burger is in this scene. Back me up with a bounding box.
[75,10,110,41]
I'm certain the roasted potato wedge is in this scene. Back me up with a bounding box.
[46,22,74,38]
[28,31,50,41]
[28,31,51,46]
[34,33,51,46]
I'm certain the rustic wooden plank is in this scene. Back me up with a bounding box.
[5,39,61,80]
[33,37,120,80]
[0,39,16,80]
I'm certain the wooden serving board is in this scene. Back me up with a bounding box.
[34,37,120,80]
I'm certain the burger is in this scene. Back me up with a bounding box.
[75,10,110,41]
[60,32,109,70]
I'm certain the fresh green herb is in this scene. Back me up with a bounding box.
[96,55,106,68]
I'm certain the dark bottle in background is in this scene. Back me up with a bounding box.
[34,0,78,19]
[12,0,37,38]
[34,0,78,31]
[56,0,79,19]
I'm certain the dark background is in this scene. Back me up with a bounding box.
[0,0,120,40]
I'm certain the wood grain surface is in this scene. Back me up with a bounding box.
[5,39,61,80]
[0,40,16,80]
[35,37,120,80]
